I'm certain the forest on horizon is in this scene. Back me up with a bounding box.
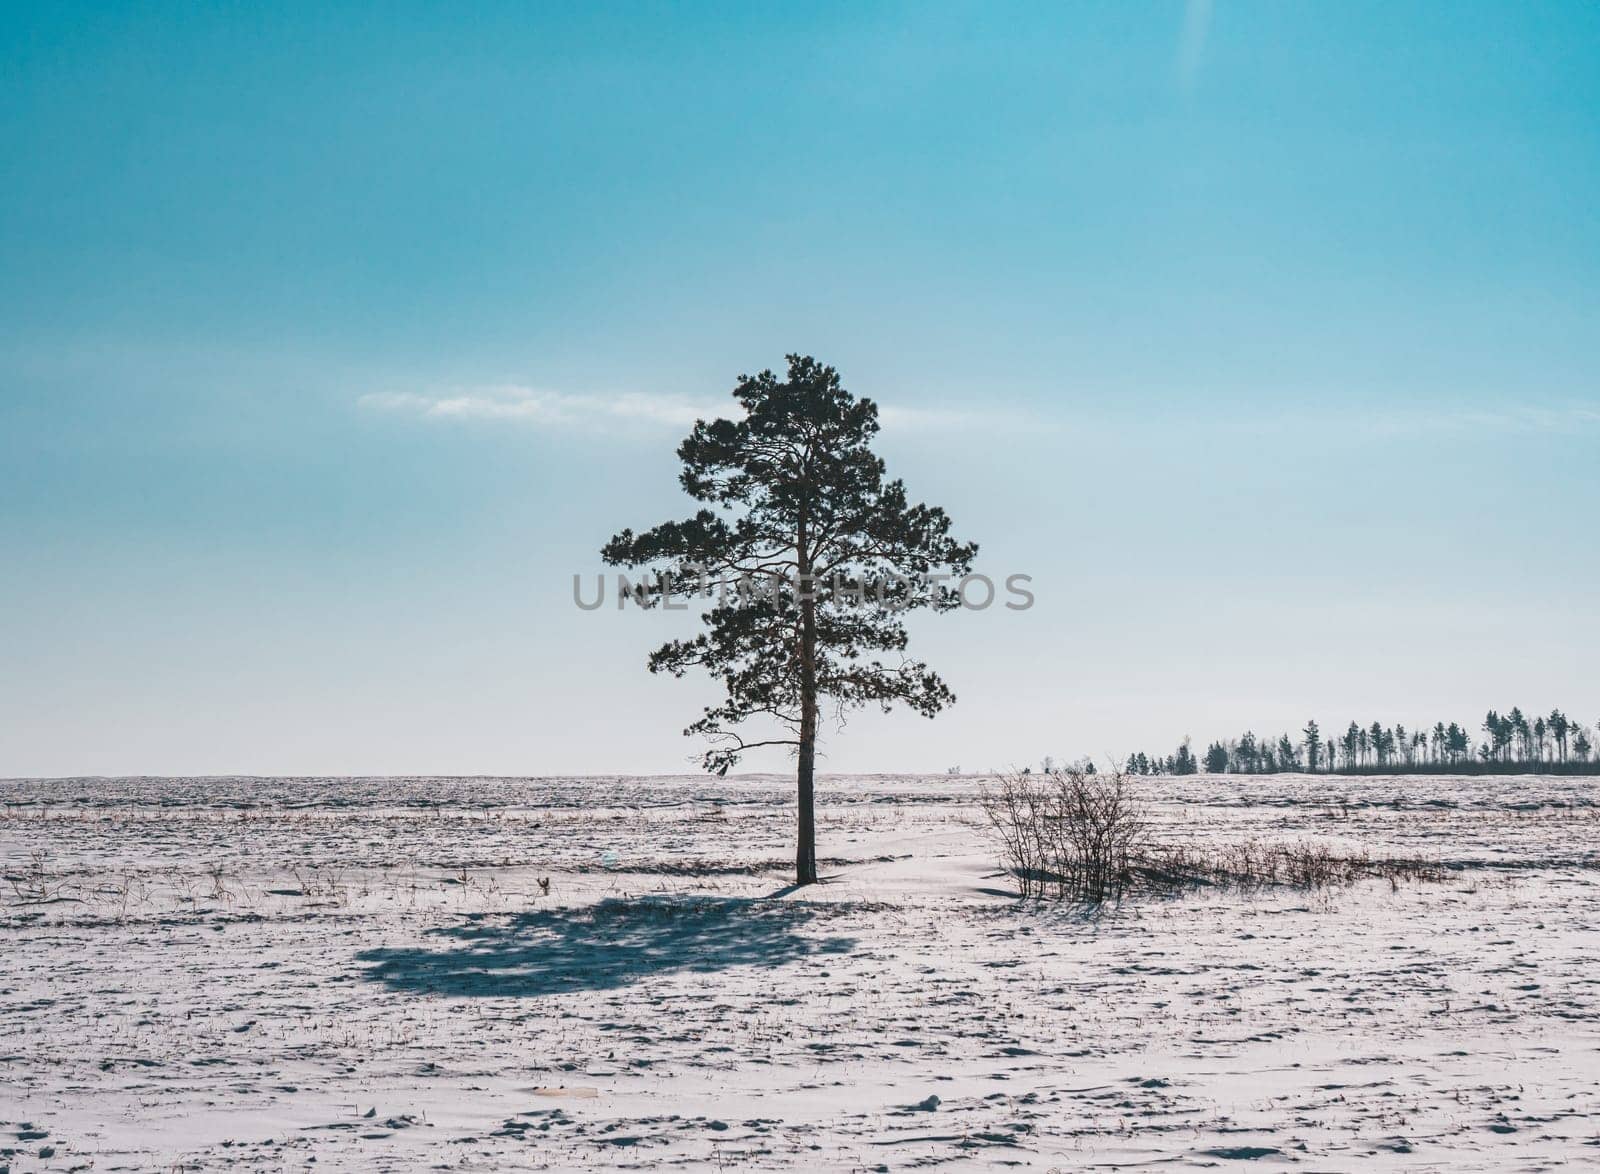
[1121,708,1600,776]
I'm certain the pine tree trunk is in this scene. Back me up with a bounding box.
[796,590,819,886]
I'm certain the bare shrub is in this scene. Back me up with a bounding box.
[979,768,1147,902]
[978,770,1051,896]
[980,771,1444,903]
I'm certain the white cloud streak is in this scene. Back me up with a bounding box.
[1236,401,1600,440]
[1352,403,1600,438]
[359,386,1003,434]
[1177,0,1212,96]
[359,387,722,429]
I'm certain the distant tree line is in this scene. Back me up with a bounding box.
[1124,709,1600,776]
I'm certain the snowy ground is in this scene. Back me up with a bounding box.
[3,772,1599,1171]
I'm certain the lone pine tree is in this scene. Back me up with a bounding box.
[602,355,977,885]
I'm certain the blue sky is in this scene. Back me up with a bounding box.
[3,2,1597,776]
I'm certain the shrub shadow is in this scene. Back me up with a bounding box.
[356,896,855,997]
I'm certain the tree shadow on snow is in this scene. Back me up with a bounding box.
[355,896,855,997]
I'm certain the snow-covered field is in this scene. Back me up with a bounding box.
[3,772,1599,1171]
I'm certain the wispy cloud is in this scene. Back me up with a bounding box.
[359,386,1010,434]
[358,386,722,429]
[1353,403,1600,438]
[1236,401,1600,440]
[1176,0,1213,97]
[877,404,994,431]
